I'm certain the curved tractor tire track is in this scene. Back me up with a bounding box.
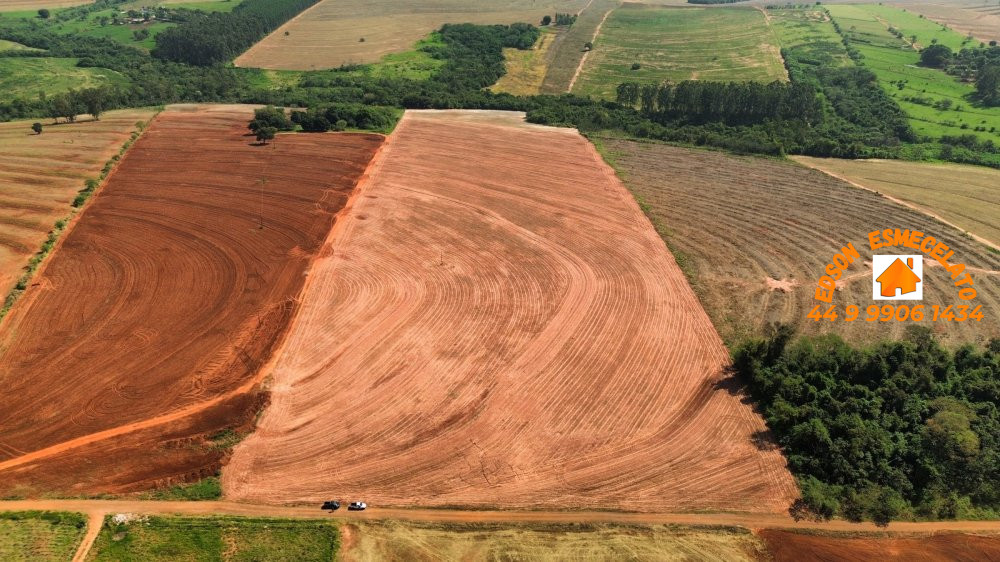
[223,110,797,513]
[0,106,382,495]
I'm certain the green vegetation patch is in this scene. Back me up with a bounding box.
[737,327,1000,525]
[573,5,786,100]
[0,38,40,50]
[0,511,87,562]
[827,4,1000,147]
[88,515,339,562]
[0,57,126,103]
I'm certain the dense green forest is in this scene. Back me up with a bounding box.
[735,326,1000,525]
[152,0,320,65]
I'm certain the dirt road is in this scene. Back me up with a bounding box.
[4,499,1000,534]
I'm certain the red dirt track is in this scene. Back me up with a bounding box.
[223,110,797,512]
[758,529,1000,561]
[0,106,382,494]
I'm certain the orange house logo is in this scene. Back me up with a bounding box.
[873,255,923,300]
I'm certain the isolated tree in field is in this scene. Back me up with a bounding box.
[920,44,952,67]
[37,8,49,18]
[50,93,80,124]
[583,41,593,51]
[79,88,108,120]
[248,106,293,133]
[976,65,1000,106]
[256,126,277,144]
[31,122,42,135]
[541,15,552,26]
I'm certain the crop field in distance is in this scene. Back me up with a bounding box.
[0,106,382,496]
[893,0,1000,44]
[234,0,589,70]
[827,3,1000,144]
[793,156,1000,249]
[537,0,619,94]
[0,0,87,10]
[596,138,1000,346]
[223,110,796,512]
[0,511,86,562]
[0,109,154,297]
[572,5,787,100]
[342,521,769,562]
[86,515,339,561]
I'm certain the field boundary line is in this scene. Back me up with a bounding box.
[567,1,615,92]
[0,127,390,476]
[791,157,1000,252]
[0,110,160,332]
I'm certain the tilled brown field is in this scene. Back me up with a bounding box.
[759,529,1000,561]
[223,110,796,512]
[234,0,590,70]
[0,106,382,494]
[597,138,1000,346]
[0,109,154,298]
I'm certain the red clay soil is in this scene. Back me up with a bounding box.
[758,529,1000,561]
[223,110,797,512]
[0,106,382,494]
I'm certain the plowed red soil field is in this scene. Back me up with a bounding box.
[0,105,382,495]
[223,110,797,512]
[759,529,1000,561]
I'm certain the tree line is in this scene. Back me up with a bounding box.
[615,80,822,126]
[151,0,320,65]
[735,326,1000,525]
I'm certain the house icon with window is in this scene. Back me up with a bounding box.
[876,257,921,297]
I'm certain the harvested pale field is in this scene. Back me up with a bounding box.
[0,0,86,10]
[759,529,1000,561]
[223,110,796,512]
[234,0,589,71]
[793,157,1000,250]
[491,27,562,96]
[892,2,1000,43]
[572,5,787,100]
[0,106,382,495]
[342,521,768,562]
[596,138,1000,346]
[0,109,154,298]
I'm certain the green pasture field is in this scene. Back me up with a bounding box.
[572,5,787,100]
[858,4,977,51]
[87,516,339,561]
[827,4,1000,144]
[0,511,87,562]
[0,57,127,102]
[768,5,851,65]
[297,32,447,87]
[45,9,173,50]
[0,38,38,50]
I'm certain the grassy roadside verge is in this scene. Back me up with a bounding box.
[0,511,87,562]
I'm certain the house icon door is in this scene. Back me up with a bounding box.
[873,255,923,300]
